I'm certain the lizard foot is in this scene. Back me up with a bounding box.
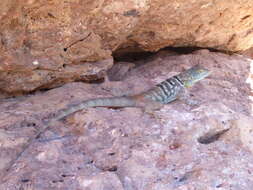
[184,98,200,106]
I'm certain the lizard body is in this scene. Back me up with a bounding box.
[55,64,210,118]
[4,64,210,174]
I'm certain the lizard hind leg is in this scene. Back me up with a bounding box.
[145,100,164,112]
[134,96,164,113]
[141,101,164,119]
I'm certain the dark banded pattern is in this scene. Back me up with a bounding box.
[174,76,184,86]
[144,76,184,104]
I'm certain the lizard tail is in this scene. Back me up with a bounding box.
[3,96,136,175]
[55,96,137,120]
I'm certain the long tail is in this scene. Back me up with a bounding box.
[55,96,137,120]
[3,96,136,176]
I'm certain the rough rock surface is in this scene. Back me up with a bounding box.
[242,47,253,59]
[0,49,253,189]
[1,0,253,94]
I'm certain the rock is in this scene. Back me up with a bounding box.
[117,155,162,190]
[107,62,135,81]
[0,57,113,95]
[232,115,253,153]
[78,172,124,190]
[242,47,253,59]
[1,0,253,94]
[0,50,253,189]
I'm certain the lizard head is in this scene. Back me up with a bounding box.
[178,64,211,88]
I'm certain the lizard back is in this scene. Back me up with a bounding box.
[143,75,184,104]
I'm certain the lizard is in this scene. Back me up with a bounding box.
[4,64,210,174]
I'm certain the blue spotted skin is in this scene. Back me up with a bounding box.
[143,64,210,104]
[144,76,184,104]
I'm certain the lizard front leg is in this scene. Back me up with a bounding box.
[177,88,199,106]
